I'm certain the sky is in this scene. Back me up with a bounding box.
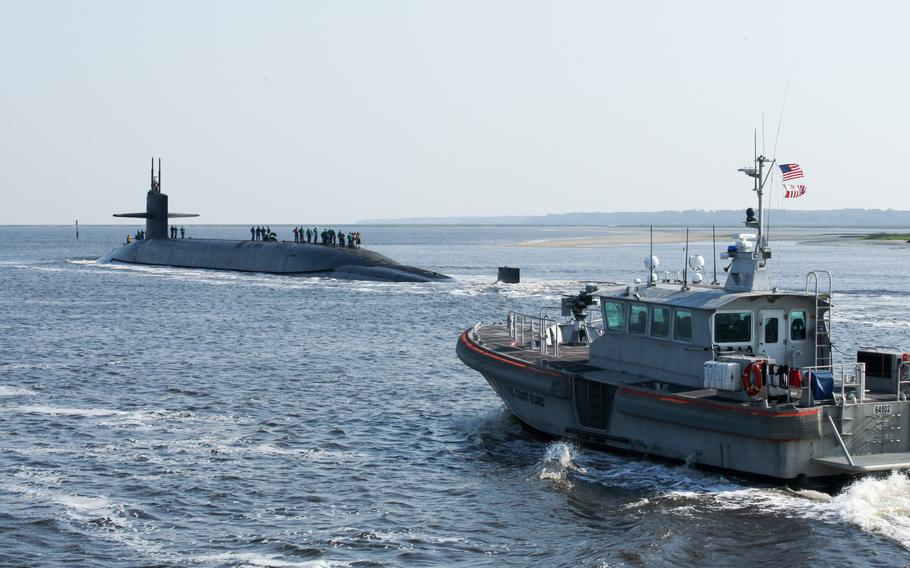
[1,1,908,225]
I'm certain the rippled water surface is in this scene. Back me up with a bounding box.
[2,225,910,566]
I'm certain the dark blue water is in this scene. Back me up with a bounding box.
[2,225,909,567]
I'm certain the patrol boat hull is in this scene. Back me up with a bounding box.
[458,326,910,482]
[100,238,450,282]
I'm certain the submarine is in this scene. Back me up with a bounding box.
[99,159,451,282]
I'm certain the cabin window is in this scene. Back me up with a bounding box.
[764,317,780,343]
[790,310,807,341]
[629,304,648,335]
[674,309,693,341]
[651,306,670,338]
[603,301,625,333]
[714,311,752,344]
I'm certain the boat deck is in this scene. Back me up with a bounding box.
[474,325,600,373]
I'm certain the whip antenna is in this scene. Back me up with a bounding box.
[767,81,790,242]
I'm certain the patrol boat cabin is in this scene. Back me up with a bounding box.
[457,154,910,482]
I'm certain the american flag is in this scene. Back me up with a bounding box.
[784,184,807,198]
[779,163,804,181]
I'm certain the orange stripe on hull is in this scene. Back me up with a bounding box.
[619,385,821,418]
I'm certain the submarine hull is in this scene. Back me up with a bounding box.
[99,238,450,282]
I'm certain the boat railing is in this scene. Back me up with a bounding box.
[507,311,604,357]
[508,311,557,356]
[900,360,910,399]
[587,314,605,336]
[800,362,866,405]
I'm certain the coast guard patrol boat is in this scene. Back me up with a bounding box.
[457,154,910,482]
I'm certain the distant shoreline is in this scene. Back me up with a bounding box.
[508,228,906,248]
[861,232,910,242]
[358,208,910,227]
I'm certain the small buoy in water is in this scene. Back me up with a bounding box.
[497,266,520,283]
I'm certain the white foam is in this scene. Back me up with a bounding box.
[192,553,341,568]
[604,460,910,549]
[0,386,34,397]
[3,482,128,527]
[13,467,64,486]
[13,405,251,432]
[827,471,910,545]
[213,443,365,462]
[2,479,170,558]
[17,405,127,417]
[57,494,118,518]
[621,497,651,510]
[537,441,586,488]
[448,277,585,302]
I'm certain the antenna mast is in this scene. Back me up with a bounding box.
[755,131,763,247]
[738,132,773,259]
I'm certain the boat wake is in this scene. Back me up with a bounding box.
[572,446,910,548]
[828,472,910,546]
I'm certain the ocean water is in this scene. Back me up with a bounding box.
[2,224,910,567]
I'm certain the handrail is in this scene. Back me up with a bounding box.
[827,415,856,467]
[508,311,555,355]
[805,270,833,297]
[898,360,909,400]
[507,309,604,358]
[800,362,866,405]
[806,270,833,368]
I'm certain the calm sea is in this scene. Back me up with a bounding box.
[1,224,909,567]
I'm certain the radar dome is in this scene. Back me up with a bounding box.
[644,256,660,270]
[688,255,705,270]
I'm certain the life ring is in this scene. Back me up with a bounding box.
[742,361,764,397]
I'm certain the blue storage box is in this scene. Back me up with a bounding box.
[809,371,834,400]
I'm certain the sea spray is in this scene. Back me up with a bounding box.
[537,442,586,489]
[828,471,910,547]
